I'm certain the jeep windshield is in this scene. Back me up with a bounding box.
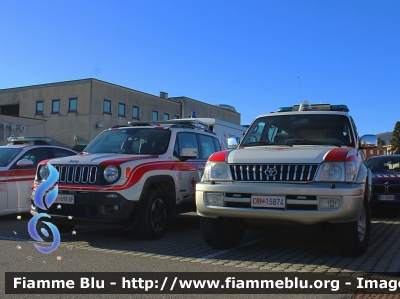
[241,114,355,147]
[83,128,171,155]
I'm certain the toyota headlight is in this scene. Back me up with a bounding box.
[315,162,358,182]
[38,165,49,180]
[103,166,120,183]
[202,161,232,181]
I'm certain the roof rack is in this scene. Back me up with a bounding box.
[127,119,214,134]
[7,136,52,145]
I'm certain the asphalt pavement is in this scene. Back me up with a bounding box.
[1,210,400,299]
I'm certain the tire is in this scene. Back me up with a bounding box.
[136,189,168,240]
[333,197,371,257]
[200,217,245,249]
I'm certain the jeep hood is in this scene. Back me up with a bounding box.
[227,147,350,164]
[47,153,157,166]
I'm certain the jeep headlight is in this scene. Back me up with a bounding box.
[38,165,49,180]
[315,162,358,182]
[103,166,119,183]
[202,161,232,181]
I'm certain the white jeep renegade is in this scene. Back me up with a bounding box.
[31,119,223,239]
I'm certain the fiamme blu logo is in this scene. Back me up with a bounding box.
[28,164,61,254]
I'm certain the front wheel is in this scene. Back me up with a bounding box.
[333,198,371,256]
[136,190,168,240]
[200,217,245,249]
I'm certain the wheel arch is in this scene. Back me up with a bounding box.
[141,175,177,207]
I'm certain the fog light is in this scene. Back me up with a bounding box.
[113,205,120,212]
[205,193,224,206]
[318,196,341,209]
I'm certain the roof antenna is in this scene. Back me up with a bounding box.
[298,76,303,100]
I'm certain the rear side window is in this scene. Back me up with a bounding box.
[198,134,217,159]
[53,148,76,158]
[175,132,199,159]
[213,137,222,152]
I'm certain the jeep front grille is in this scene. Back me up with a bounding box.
[54,165,98,184]
[229,164,318,182]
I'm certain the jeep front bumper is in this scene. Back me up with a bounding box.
[196,181,365,224]
[30,189,140,227]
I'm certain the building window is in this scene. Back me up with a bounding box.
[152,111,158,121]
[132,106,139,119]
[69,98,77,112]
[118,103,126,117]
[103,100,111,114]
[163,113,169,120]
[36,101,44,115]
[52,100,60,114]
[0,104,19,116]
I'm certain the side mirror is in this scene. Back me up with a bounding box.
[227,137,240,149]
[180,148,198,161]
[16,159,34,167]
[360,134,377,148]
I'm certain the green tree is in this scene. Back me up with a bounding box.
[390,121,400,154]
[377,136,386,146]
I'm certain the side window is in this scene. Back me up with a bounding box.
[213,137,222,152]
[53,148,75,158]
[173,140,180,158]
[198,134,216,159]
[13,148,49,168]
[249,121,266,143]
[175,132,199,159]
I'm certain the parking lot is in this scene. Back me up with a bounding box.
[1,210,400,276]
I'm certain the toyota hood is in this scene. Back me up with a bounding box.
[226,146,353,164]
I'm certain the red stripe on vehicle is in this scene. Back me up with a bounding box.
[6,169,36,176]
[46,160,206,192]
[324,148,360,162]
[208,150,229,162]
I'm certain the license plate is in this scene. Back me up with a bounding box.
[55,194,75,204]
[251,195,285,208]
[378,195,395,201]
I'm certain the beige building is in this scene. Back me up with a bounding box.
[0,79,241,147]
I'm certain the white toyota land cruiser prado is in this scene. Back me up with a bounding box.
[196,101,377,256]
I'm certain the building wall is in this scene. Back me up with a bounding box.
[169,96,240,124]
[365,146,388,159]
[0,115,46,145]
[0,79,241,148]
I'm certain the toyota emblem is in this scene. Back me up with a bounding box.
[265,166,277,176]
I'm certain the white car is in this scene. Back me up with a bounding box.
[197,101,377,256]
[0,137,77,216]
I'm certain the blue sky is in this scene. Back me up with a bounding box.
[1,0,399,136]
